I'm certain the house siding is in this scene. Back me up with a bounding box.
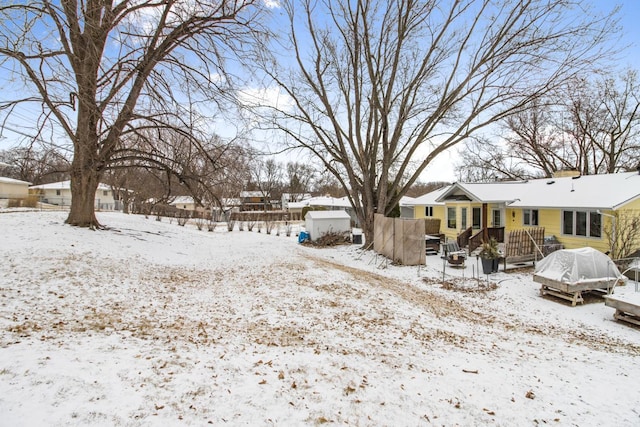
[413,205,445,220]
[410,172,640,256]
[30,185,116,210]
[0,181,29,199]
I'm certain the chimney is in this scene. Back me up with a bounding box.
[552,168,580,178]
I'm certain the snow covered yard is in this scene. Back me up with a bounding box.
[0,211,639,426]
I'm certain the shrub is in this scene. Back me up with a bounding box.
[194,216,205,230]
[311,231,350,247]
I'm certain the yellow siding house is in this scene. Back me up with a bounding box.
[406,171,640,258]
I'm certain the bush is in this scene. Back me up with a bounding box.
[310,231,350,247]
[479,237,500,259]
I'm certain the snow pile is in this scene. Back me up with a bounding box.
[534,247,624,284]
[0,211,639,426]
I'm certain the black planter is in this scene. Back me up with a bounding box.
[492,258,500,273]
[481,257,493,275]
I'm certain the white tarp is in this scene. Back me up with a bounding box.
[534,247,624,285]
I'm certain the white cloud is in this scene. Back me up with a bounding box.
[238,86,294,110]
[262,0,281,9]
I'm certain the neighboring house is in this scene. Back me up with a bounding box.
[0,177,32,205]
[29,180,117,210]
[406,171,640,255]
[399,196,417,218]
[169,196,198,211]
[240,191,272,211]
[281,193,312,210]
[288,195,358,225]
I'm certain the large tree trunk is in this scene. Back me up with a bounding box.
[362,210,374,248]
[66,157,101,228]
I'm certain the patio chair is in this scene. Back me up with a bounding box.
[443,241,467,267]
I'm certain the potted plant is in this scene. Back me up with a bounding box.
[478,237,500,274]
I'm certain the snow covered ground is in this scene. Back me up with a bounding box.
[1,210,639,426]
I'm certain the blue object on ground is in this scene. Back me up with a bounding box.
[298,231,309,243]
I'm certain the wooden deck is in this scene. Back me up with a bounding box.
[533,275,616,306]
[604,295,640,327]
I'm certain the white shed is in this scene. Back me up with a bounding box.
[304,210,351,241]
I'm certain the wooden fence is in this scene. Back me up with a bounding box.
[504,227,545,258]
[373,214,425,266]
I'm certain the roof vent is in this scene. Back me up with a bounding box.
[571,175,581,180]
[547,180,555,185]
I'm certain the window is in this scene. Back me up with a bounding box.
[590,212,602,238]
[492,209,501,227]
[103,190,108,196]
[575,211,587,236]
[425,206,433,217]
[563,211,574,235]
[523,209,539,226]
[562,210,601,238]
[472,207,481,229]
[461,207,467,230]
[447,207,456,229]
[56,190,61,196]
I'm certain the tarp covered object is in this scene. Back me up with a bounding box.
[534,247,624,285]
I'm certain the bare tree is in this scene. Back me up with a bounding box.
[0,146,70,184]
[405,181,450,198]
[249,158,284,210]
[285,161,316,201]
[458,71,640,181]
[0,1,267,227]
[564,71,640,174]
[254,0,619,243]
[604,210,640,259]
[107,128,252,217]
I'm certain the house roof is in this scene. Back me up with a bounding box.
[288,196,353,210]
[398,196,416,207]
[403,186,450,206]
[305,210,351,220]
[169,196,195,205]
[0,177,32,185]
[240,191,266,198]
[29,180,112,191]
[435,172,640,210]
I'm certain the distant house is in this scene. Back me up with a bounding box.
[240,191,272,211]
[0,177,31,206]
[398,196,418,218]
[281,192,312,210]
[29,180,117,210]
[169,196,198,211]
[287,195,357,225]
[405,171,640,256]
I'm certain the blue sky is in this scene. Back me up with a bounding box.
[1,1,640,160]
[605,1,640,69]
